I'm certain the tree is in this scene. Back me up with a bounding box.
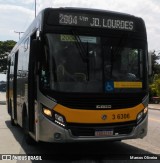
[150,51,160,75]
[0,40,16,72]
[150,74,160,97]
[149,51,160,98]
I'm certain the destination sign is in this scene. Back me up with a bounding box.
[59,13,134,31]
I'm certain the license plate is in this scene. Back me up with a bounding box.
[95,130,114,137]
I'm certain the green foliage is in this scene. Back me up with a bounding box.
[154,74,160,97]
[151,51,160,75]
[149,51,160,98]
[0,40,16,72]
[150,74,160,97]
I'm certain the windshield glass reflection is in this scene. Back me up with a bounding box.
[40,34,145,93]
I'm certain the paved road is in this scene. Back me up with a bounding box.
[124,109,160,154]
[149,104,160,110]
[0,92,6,105]
[0,92,160,162]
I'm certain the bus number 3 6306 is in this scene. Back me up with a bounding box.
[112,113,130,120]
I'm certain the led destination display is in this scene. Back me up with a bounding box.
[58,13,134,31]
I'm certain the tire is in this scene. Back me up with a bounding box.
[155,100,158,104]
[10,100,16,126]
[11,116,16,126]
[23,116,36,145]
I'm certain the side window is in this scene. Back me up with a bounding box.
[10,55,15,80]
[7,59,11,82]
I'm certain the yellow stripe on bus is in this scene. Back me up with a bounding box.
[114,82,142,88]
[53,104,144,123]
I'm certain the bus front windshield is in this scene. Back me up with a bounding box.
[40,33,146,93]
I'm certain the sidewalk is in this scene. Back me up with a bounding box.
[148,104,160,110]
[0,92,6,105]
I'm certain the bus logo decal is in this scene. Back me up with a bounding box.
[96,105,112,109]
[101,115,107,120]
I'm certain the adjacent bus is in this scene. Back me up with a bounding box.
[6,8,149,144]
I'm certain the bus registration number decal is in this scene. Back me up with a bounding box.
[112,113,130,120]
[95,130,113,137]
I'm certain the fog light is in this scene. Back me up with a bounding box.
[140,129,145,135]
[43,108,52,117]
[54,133,62,140]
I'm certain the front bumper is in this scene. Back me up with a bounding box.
[38,113,148,143]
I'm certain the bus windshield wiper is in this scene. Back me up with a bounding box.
[71,30,90,80]
[71,30,88,62]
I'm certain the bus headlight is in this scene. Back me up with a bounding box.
[137,107,148,123]
[54,113,66,127]
[143,107,148,114]
[42,106,66,127]
[43,107,52,117]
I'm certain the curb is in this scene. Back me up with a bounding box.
[148,104,160,111]
[0,101,6,105]
[148,107,160,111]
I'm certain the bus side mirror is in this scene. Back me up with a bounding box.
[148,52,152,75]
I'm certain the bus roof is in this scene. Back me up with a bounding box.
[9,7,146,55]
[50,7,136,18]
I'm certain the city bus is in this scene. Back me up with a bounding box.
[6,7,149,144]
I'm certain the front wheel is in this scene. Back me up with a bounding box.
[23,116,36,145]
[10,100,16,126]
[154,100,158,104]
[11,116,16,126]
